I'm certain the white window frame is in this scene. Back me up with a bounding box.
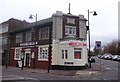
[65,25,76,36]
[62,50,68,59]
[38,45,49,61]
[74,48,82,59]
[14,48,21,60]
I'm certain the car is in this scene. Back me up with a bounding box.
[117,56,120,62]
[88,57,95,63]
[100,54,108,59]
[98,55,102,58]
[104,55,112,60]
[101,53,113,60]
[112,55,119,61]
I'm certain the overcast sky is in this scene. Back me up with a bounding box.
[0,0,119,49]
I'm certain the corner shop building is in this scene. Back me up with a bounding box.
[9,11,88,69]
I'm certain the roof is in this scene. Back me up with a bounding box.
[10,17,52,34]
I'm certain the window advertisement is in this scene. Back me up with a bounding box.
[74,48,82,59]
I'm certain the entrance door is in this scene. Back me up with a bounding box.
[24,53,31,67]
[26,53,30,66]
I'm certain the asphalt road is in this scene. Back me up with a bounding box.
[86,57,119,80]
[2,57,119,81]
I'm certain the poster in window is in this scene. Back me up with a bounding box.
[74,48,81,59]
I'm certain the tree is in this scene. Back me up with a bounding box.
[103,40,119,55]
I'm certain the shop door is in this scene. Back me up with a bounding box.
[25,53,31,67]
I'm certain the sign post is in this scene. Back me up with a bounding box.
[95,41,102,70]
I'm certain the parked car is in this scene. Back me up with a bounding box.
[117,56,120,62]
[88,57,95,63]
[100,54,108,59]
[104,54,113,60]
[101,53,113,60]
[112,55,119,61]
[98,55,102,58]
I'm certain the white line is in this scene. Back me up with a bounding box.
[10,75,38,80]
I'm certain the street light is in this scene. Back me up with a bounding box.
[87,9,97,68]
[29,14,37,69]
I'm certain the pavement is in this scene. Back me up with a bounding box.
[2,63,108,77]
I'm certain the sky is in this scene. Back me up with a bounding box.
[0,0,119,50]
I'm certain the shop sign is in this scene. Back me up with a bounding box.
[20,42,37,46]
[64,62,74,65]
[69,41,86,46]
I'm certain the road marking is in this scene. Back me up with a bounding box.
[2,75,38,80]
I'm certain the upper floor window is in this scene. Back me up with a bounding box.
[16,33,23,43]
[0,24,8,33]
[65,25,76,36]
[39,27,49,40]
[26,30,31,42]
[2,36,7,44]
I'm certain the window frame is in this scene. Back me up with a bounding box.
[39,27,49,40]
[14,48,21,60]
[16,33,23,43]
[74,48,82,59]
[62,50,68,59]
[38,45,49,61]
[25,30,32,42]
[65,25,76,36]
[2,36,7,44]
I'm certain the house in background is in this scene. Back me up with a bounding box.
[0,18,29,65]
[9,11,88,70]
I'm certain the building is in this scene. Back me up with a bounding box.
[9,11,88,70]
[0,18,29,65]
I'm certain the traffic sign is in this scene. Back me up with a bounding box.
[95,41,101,50]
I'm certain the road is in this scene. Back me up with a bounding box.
[2,57,119,81]
[86,57,119,80]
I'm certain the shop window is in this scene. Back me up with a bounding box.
[14,48,21,60]
[62,50,68,59]
[74,48,82,59]
[38,46,48,61]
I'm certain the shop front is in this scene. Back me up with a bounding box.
[9,41,38,68]
[51,38,88,70]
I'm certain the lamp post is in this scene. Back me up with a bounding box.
[87,9,97,68]
[29,14,37,69]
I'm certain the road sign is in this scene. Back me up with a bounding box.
[95,41,101,50]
